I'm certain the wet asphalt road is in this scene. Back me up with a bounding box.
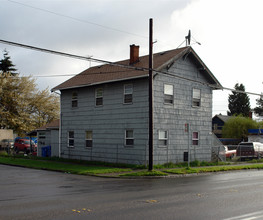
[1,165,263,220]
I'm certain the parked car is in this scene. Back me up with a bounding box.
[219,146,236,159]
[236,142,263,160]
[14,139,37,154]
[0,139,14,150]
[224,146,236,159]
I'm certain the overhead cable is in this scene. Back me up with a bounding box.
[0,38,262,97]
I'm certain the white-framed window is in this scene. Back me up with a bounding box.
[72,92,78,108]
[124,84,133,104]
[192,88,201,107]
[164,84,174,104]
[192,131,199,145]
[95,88,103,106]
[85,130,92,148]
[38,131,46,145]
[68,131,74,148]
[125,129,134,146]
[158,130,168,146]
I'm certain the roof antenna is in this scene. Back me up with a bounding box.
[185,30,191,46]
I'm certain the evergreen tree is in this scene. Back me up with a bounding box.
[254,95,263,117]
[0,49,17,76]
[227,83,251,117]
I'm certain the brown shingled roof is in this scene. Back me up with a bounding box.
[52,46,221,91]
[36,119,60,131]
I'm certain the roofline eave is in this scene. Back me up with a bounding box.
[51,74,148,92]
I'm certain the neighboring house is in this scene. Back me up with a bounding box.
[0,129,14,150]
[52,45,222,165]
[212,114,232,138]
[248,129,263,143]
[36,119,60,157]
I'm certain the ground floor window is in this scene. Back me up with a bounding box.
[85,130,93,148]
[158,130,168,146]
[68,131,74,147]
[125,129,134,146]
[38,131,46,145]
[192,131,199,145]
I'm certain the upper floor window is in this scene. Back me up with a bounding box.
[124,84,133,104]
[85,130,93,148]
[164,84,174,104]
[192,88,201,107]
[72,92,78,108]
[125,129,134,146]
[158,130,168,146]
[192,131,199,145]
[95,88,103,106]
[68,131,74,148]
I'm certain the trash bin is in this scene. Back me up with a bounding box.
[46,146,51,157]
[41,146,51,157]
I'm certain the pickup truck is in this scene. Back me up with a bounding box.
[14,138,37,154]
[222,146,236,159]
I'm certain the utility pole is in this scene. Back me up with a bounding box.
[148,18,153,171]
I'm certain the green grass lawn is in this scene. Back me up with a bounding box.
[0,156,132,175]
[1,154,263,177]
[164,163,263,175]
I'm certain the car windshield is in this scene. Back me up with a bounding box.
[24,140,30,144]
[238,143,254,151]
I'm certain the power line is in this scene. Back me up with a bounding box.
[0,38,262,97]
[7,0,147,39]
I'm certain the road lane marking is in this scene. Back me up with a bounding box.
[224,211,263,220]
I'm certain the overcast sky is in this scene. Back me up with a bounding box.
[1,0,263,117]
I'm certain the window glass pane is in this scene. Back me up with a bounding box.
[159,140,167,146]
[86,131,92,139]
[126,130,133,138]
[86,140,92,148]
[96,88,103,106]
[126,139,134,146]
[69,131,74,138]
[72,92,78,99]
[192,100,200,107]
[96,97,103,106]
[72,92,78,107]
[192,140,198,145]
[159,130,167,139]
[72,100,78,107]
[69,139,74,146]
[164,84,173,95]
[124,94,133,103]
[193,132,198,139]
[193,89,200,99]
[124,84,133,94]
[192,132,199,145]
[96,88,103,97]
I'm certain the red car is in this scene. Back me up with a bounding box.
[14,139,37,154]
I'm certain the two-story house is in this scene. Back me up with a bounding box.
[52,45,221,165]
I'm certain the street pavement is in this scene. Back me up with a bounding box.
[1,164,263,220]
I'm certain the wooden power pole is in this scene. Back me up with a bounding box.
[148,18,153,171]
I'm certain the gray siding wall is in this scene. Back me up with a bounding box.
[153,56,213,164]
[50,130,59,157]
[37,130,59,157]
[59,56,215,165]
[60,78,149,165]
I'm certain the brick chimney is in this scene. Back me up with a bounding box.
[129,44,139,65]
